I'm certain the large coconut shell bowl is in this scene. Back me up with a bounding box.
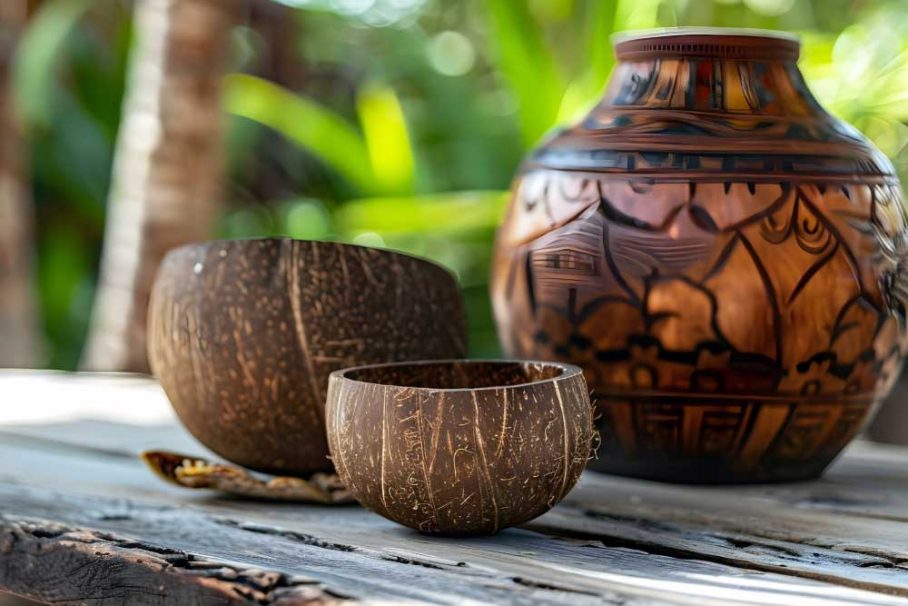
[326,359,594,536]
[148,238,468,475]
[491,29,908,483]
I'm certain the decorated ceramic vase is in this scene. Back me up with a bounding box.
[491,28,908,483]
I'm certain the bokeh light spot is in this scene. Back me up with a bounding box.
[743,0,795,16]
[428,31,476,77]
[352,232,386,248]
[285,200,332,240]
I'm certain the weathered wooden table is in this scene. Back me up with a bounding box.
[2,371,908,605]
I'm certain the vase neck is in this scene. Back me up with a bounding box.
[599,55,825,118]
[527,31,894,181]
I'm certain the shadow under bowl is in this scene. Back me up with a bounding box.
[326,359,594,536]
[147,238,468,475]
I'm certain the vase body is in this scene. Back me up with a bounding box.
[491,30,908,483]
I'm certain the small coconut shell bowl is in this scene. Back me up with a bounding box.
[326,360,594,535]
[147,238,468,476]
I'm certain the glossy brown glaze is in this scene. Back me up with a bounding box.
[148,238,468,475]
[326,360,594,535]
[491,29,908,483]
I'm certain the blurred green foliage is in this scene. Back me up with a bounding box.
[20,0,908,368]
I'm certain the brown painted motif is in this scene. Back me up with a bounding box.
[326,360,594,535]
[491,30,908,482]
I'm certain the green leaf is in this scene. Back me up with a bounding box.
[14,0,96,129]
[36,221,93,369]
[483,0,565,147]
[585,0,619,89]
[223,73,375,193]
[335,190,509,235]
[356,83,415,194]
[335,190,507,359]
[614,0,662,31]
[558,0,621,123]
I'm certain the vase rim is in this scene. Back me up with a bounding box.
[613,27,800,62]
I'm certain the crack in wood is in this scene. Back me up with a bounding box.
[4,422,908,605]
[214,519,358,553]
[532,507,908,597]
[0,485,641,605]
[380,554,450,570]
[217,517,509,577]
[511,576,604,597]
[574,503,908,568]
[0,516,349,605]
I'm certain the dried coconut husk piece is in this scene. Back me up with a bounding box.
[141,450,353,504]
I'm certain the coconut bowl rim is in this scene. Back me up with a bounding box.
[159,236,459,283]
[328,358,584,394]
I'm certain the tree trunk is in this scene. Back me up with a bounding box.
[0,0,41,368]
[248,0,306,90]
[82,0,239,372]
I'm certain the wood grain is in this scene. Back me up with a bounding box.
[3,373,908,605]
[4,481,905,606]
[0,516,344,605]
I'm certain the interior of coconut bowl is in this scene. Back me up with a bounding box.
[340,360,567,390]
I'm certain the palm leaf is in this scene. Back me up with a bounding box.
[356,83,415,194]
[335,190,509,235]
[483,0,565,147]
[14,0,95,129]
[223,73,375,192]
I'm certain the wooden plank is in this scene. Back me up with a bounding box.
[3,481,904,606]
[3,372,908,604]
[539,467,908,597]
[0,483,653,606]
[0,429,906,606]
[5,371,908,532]
[0,516,344,606]
[0,371,171,426]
